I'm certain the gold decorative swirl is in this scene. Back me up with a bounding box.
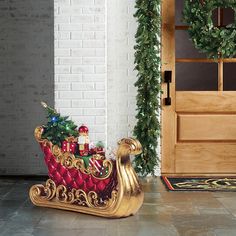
[56,185,76,204]
[34,126,44,142]
[118,137,142,155]
[61,152,74,168]
[52,145,63,162]
[30,179,117,209]
[29,179,56,202]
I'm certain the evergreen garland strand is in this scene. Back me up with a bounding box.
[133,0,162,176]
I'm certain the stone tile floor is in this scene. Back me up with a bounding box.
[0,177,236,236]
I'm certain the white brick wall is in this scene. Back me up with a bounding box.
[107,0,137,147]
[55,0,107,144]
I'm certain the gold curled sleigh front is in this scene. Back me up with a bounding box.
[29,126,144,218]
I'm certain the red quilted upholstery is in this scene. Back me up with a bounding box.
[40,144,117,198]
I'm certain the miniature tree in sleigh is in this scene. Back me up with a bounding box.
[29,102,144,218]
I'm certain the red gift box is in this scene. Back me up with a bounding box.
[61,137,77,154]
[89,157,102,173]
[95,147,105,156]
[94,141,105,156]
[89,157,109,178]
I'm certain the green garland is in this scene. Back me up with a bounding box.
[133,0,161,176]
[183,0,236,59]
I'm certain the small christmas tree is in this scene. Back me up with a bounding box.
[41,102,78,146]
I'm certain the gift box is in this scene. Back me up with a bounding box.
[89,142,96,155]
[89,157,102,172]
[95,141,105,156]
[95,147,105,155]
[61,137,78,154]
[88,156,109,177]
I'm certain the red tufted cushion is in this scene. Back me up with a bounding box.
[41,145,117,198]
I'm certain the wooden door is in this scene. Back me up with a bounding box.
[161,0,236,176]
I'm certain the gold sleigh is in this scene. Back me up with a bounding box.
[29,127,144,218]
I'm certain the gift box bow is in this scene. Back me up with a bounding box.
[65,136,78,143]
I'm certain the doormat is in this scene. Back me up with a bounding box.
[161,176,236,191]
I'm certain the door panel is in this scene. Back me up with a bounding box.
[176,92,236,112]
[178,114,236,141]
[175,144,236,173]
[161,0,236,176]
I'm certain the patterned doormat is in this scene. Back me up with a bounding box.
[161,176,236,191]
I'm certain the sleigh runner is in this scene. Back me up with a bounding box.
[29,103,144,218]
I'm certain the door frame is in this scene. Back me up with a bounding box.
[161,0,176,175]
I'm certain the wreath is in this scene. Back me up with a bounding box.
[183,0,236,59]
